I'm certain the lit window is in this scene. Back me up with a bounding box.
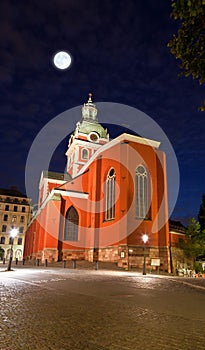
[105,168,116,220]
[12,215,17,223]
[64,207,79,241]
[135,165,150,219]
[82,148,88,160]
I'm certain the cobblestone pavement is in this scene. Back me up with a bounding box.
[0,266,205,350]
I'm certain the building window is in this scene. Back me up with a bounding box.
[64,206,79,241]
[105,168,116,221]
[5,205,9,211]
[0,237,5,244]
[82,148,88,160]
[17,238,22,245]
[9,237,13,244]
[19,227,24,234]
[12,215,17,223]
[3,214,8,221]
[22,207,25,213]
[20,216,25,223]
[135,165,150,219]
[14,206,18,212]
[2,225,6,233]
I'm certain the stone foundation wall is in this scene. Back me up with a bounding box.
[42,249,58,263]
[117,245,170,271]
[62,250,85,261]
[28,245,171,272]
[98,247,119,262]
[28,249,58,263]
[85,249,94,262]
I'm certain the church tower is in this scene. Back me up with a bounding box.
[66,94,109,178]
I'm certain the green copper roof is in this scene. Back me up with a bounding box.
[78,120,108,138]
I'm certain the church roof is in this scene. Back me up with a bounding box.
[0,186,28,198]
[77,132,160,177]
[169,219,186,233]
[42,171,72,182]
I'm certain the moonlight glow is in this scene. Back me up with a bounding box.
[53,51,71,70]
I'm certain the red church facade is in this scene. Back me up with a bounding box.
[24,96,171,272]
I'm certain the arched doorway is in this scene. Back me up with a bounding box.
[15,249,22,260]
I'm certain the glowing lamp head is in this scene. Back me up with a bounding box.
[10,228,19,238]
[142,234,148,244]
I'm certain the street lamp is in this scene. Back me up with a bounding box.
[7,228,18,271]
[142,234,148,275]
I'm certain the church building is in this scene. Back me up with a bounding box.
[24,95,171,272]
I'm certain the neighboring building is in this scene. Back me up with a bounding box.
[24,95,171,271]
[0,187,32,261]
[169,219,190,273]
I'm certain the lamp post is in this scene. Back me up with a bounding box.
[142,234,148,275]
[7,228,18,271]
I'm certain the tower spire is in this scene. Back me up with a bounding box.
[88,93,92,103]
[82,93,97,121]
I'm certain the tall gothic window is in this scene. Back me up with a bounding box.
[105,168,116,220]
[135,165,150,219]
[64,206,79,241]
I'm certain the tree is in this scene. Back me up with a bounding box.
[198,194,205,230]
[180,218,205,260]
[168,0,205,111]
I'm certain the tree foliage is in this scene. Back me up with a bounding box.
[198,194,205,230]
[180,218,205,259]
[168,0,205,111]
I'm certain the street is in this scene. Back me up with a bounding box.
[0,266,205,350]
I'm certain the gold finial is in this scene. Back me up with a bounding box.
[88,93,92,103]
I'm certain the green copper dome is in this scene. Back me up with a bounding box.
[78,120,108,138]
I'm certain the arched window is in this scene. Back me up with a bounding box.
[105,168,116,220]
[64,206,79,241]
[135,165,150,219]
[82,148,88,160]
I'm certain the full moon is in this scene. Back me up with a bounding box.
[53,51,71,70]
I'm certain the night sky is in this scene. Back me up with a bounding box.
[1,0,204,224]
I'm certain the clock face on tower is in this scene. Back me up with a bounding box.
[89,132,99,142]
